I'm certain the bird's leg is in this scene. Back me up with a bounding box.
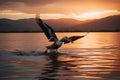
[44,49,48,53]
[55,49,58,53]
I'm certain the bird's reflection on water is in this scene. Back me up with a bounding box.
[39,52,60,80]
[38,52,76,80]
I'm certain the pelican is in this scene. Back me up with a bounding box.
[35,14,88,53]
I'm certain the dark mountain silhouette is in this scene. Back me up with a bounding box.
[72,15,120,32]
[0,18,81,32]
[0,18,40,32]
[45,18,81,31]
[0,15,120,32]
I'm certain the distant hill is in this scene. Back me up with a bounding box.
[45,18,81,31]
[0,18,81,32]
[0,15,120,32]
[0,18,40,32]
[71,15,120,32]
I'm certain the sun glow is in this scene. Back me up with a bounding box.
[0,10,35,20]
[0,10,120,20]
[76,10,120,20]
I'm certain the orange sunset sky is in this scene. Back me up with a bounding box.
[0,0,120,20]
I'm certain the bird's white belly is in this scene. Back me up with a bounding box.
[56,41,63,47]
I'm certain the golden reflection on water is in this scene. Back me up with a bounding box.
[59,52,120,79]
[59,32,120,79]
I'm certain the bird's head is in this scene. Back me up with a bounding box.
[60,36,73,44]
[60,36,68,42]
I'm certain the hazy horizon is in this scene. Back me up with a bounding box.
[1,14,120,21]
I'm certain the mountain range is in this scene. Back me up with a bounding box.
[0,15,120,32]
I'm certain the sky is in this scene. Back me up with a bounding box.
[0,0,120,20]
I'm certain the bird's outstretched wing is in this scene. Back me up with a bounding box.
[36,14,58,42]
[64,33,89,44]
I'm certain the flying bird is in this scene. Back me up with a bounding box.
[35,14,88,53]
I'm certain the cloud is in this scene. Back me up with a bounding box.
[0,0,120,14]
[0,0,55,6]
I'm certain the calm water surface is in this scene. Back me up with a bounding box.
[0,32,120,80]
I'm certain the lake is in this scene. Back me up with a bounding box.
[0,32,120,80]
